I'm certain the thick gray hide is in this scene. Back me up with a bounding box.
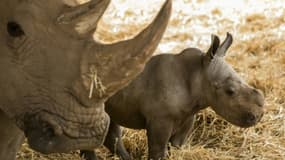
[0,0,172,159]
[82,33,265,160]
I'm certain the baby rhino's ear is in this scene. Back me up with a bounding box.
[206,34,220,60]
[216,32,233,57]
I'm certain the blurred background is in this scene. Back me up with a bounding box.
[18,0,285,159]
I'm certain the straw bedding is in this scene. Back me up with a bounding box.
[17,0,285,159]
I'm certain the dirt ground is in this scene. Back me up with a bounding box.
[17,0,285,159]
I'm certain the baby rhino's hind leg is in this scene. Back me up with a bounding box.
[104,121,131,160]
[169,116,194,147]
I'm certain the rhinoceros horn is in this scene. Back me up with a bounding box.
[71,0,172,105]
[0,0,172,154]
[58,0,111,38]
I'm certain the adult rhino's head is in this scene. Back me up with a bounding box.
[202,33,264,128]
[0,0,171,153]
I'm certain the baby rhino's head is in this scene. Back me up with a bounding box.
[202,33,264,128]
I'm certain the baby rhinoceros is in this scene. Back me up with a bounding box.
[81,33,265,160]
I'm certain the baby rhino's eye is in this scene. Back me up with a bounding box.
[225,87,236,96]
[7,21,25,37]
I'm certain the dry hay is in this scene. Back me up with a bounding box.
[18,0,285,159]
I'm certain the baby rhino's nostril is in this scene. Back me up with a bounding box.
[257,95,265,108]
[252,88,264,96]
[257,101,264,107]
[245,113,256,124]
[253,88,259,94]
[258,112,264,121]
[252,88,264,107]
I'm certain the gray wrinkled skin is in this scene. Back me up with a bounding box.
[0,0,172,159]
[82,33,265,160]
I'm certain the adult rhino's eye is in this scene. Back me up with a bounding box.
[225,87,236,96]
[7,21,25,37]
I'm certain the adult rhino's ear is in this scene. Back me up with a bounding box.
[216,32,233,57]
[206,34,220,59]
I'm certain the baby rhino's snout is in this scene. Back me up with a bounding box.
[252,88,265,107]
[242,88,265,127]
[244,112,264,126]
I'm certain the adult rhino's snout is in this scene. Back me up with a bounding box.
[22,109,110,154]
[22,113,65,153]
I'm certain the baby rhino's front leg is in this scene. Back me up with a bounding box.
[104,121,131,160]
[80,121,131,160]
[146,119,173,160]
[169,116,194,147]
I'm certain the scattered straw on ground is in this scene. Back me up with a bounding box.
[18,0,285,159]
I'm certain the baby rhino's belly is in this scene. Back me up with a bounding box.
[106,106,146,129]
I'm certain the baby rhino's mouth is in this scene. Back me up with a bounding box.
[22,111,109,154]
[231,111,264,128]
[240,111,263,128]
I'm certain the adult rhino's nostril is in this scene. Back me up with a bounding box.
[7,21,25,37]
[40,113,63,136]
[43,125,56,138]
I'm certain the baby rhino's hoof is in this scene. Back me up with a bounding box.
[80,150,97,160]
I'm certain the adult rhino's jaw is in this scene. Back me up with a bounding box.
[23,109,109,153]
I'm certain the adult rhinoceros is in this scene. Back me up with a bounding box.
[0,0,172,159]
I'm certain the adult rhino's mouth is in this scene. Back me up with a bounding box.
[22,109,109,154]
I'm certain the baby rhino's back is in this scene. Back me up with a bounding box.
[105,53,188,129]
